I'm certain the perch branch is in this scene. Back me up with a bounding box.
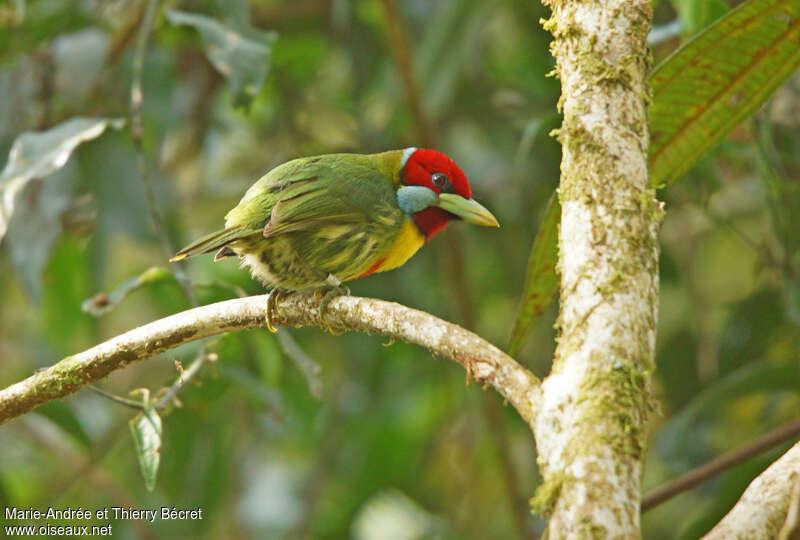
[0,293,540,428]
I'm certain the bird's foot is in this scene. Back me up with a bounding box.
[265,288,287,333]
[315,275,349,334]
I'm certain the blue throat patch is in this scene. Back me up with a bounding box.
[397,185,438,215]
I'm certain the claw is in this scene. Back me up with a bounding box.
[266,289,285,333]
[317,284,349,334]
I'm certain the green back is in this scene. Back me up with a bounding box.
[224,151,404,233]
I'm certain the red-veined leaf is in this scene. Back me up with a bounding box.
[507,193,559,357]
[649,0,800,187]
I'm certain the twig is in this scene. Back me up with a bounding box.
[130,0,197,306]
[91,344,210,413]
[642,417,800,511]
[275,328,323,400]
[107,1,148,69]
[127,0,211,407]
[155,348,212,409]
[89,385,146,410]
[0,293,541,429]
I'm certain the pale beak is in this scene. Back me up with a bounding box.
[436,193,500,227]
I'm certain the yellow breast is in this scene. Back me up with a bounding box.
[347,218,425,281]
[377,218,425,273]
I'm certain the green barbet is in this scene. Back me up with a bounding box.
[171,148,499,330]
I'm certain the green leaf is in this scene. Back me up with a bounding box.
[129,404,162,492]
[5,165,75,300]
[40,236,96,354]
[164,9,277,109]
[82,266,174,316]
[0,117,124,243]
[507,192,560,357]
[649,0,800,188]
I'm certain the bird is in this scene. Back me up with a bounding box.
[171,148,499,331]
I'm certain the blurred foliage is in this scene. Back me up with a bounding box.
[0,1,798,539]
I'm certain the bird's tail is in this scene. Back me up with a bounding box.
[170,227,248,262]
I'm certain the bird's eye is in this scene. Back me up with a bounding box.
[431,172,452,192]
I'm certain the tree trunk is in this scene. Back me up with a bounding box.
[532,2,660,538]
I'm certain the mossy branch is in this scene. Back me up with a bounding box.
[702,441,800,540]
[534,0,657,537]
[0,293,541,427]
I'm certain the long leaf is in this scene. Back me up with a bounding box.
[0,117,124,243]
[164,9,277,109]
[649,0,800,188]
[507,193,560,357]
[129,404,162,492]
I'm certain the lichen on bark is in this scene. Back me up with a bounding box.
[0,293,542,428]
[534,0,660,538]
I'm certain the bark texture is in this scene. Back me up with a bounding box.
[533,1,659,538]
[0,293,540,428]
[702,441,800,540]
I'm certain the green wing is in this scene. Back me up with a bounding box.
[174,153,404,273]
[224,155,401,237]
